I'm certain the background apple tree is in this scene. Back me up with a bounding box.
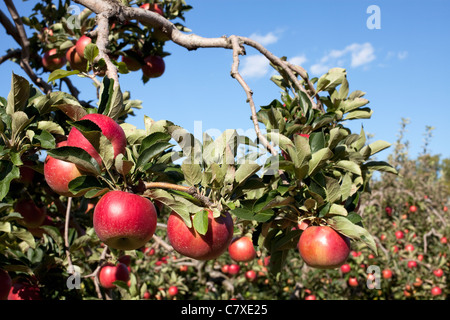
[0,0,448,300]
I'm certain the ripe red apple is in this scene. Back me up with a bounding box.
[433,269,444,277]
[18,161,35,185]
[140,3,164,16]
[228,236,257,262]
[75,35,92,59]
[99,263,130,289]
[348,277,358,287]
[0,269,12,300]
[340,264,351,274]
[409,205,417,213]
[166,210,234,260]
[298,226,351,269]
[142,55,165,78]
[382,269,393,279]
[118,255,132,267]
[42,48,66,71]
[13,199,46,229]
[44,141,85,197]
[93,190,157,250]
[405,244,415,252]
[385,206,393,216]
[8,282,41,300]
[417,254,424,261]
[67,113,127,167]
[121,55,142,71]
[66,45,88,71]
[407,261,417,268]
[431,286,442,296]
[168,286,178,297]
[221,264,229,274]
[245,270,257,282]
[305,294,316,300]
[440,236,448,244]
[395,230,404,240]
[143,291,151,299]
[227,264,240,275]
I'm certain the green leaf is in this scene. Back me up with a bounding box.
[234,163,261,184]
[193,210,209,235]
[48,69,80,83]
[334,160,362,176]
[37,121,65,135]
[39,225,64,248]
[343,107,373,120]
[7,73,30,115]
[316,68,346,93]
[181,161,202,186]
[68,175,104,196]
[139,132,172,154]
[360,140,391,158]
[47,146,101,175]
[12,228,36,249]
[230,207,273,222]
[98,77,124,120]
[136,142,173,170]
[327,216,377,255]
[0,161,20,201]
[34,130,56,149]
[114,153,134,176]
[308,148,333,176]
[11,111,33,142]
[362,161,398,174]
[83,43,99,63]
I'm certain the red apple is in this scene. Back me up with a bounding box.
[140,3,164,16]
[382,269,393,279]
[385,206,393,216]
[221,264,229,274]
[407,261,417,268]
[395,230,404,240]
[348,277,358,287]
[409,205,417,213]
[228,236,257,262]
[118,255,132,267]
[75,35,92,59]
[44,141,85,197]
[42,48,66,71]
[298,226,351,269]
[0,269,12,300]
[66,45,88,71]
[245,270,257,282]
[67,113,127,167]
[93,190,157,250]
[8,282,41,300]
[13,199,46,229]
[405,244,415,252]
[142,55,165,78]
[18,161,35,185]
[227,264,240,275]
[340,264,351,274]
[431,286,442,296]
[168,285,178,297]
[143,291,151,299]
[121,55,142,71]
[99,263,130,289]
[440,236,448,244]
[433,269,444,277]
[305,295,316,300]
[166,210,234,260]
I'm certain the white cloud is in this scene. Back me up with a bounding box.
[288,55,307,66]
[248,31,280,46]
[240,55,270,78]
[397,51,408,60]
[309,42,376,75]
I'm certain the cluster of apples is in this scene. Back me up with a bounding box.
[41,2,167,78]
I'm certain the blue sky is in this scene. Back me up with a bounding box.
[1,0,449,162]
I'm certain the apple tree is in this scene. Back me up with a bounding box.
[0,0,399,300]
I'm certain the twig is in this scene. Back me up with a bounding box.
[64,197,75,275]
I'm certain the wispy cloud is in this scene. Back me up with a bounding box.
[240,55,270,78]
[248,29,284,46]
[288,55,307,66]
[310,42,376,75]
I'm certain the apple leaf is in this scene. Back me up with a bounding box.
[47,69,80,84]
[193,210,209,235]
[47,146,101,176]
[327,216,377,255]
[136,141,173,171]
[6,73,30,115]
[0,160,20,201]
[98,77,124,121]
[181,160,202,186]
